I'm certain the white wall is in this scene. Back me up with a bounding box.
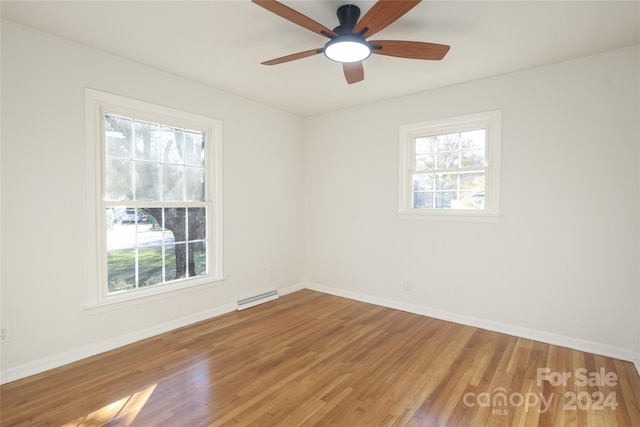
[0,21,305,380]
[304,46,640,359]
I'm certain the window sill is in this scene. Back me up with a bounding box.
[86,276,225,314]
[397,210,502,223]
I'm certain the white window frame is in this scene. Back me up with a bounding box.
[85,89,224,308]
[398,110,502,222]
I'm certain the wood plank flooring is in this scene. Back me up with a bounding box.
[1,290,639,426]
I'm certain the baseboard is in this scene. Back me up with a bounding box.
[305,282,638,365]
[633,353,640,378]
[278,282,305,296]
[0,303,236,385]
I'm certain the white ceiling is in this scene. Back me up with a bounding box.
[2,0,639,117]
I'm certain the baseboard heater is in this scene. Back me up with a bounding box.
[236,289,279,311]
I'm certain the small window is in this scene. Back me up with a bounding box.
[86,89,223,307]
[398,110,501,222]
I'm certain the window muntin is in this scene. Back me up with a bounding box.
[399,110,501,221]
[86,89,223,307]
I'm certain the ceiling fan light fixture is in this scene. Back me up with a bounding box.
[324,35,371,63]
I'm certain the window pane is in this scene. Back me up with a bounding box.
[143,208,162,230]
[437,133,459,151]
[436,151,459,169]
[188,207,207,240]
[161,126,184,164]
[415,137,436,154]
[165,208,186,243]
[106,209,116,230]
[106,207,135,249]
[136,213,159,247]
[415,154,434,171]
[460,171,485,191]
[106,159,133,201]
[185,167,205,201]
[185,131,205,166]
[164,244,177,281]
[460,129,485,149]
[413,174,433,191]
[120,207,138,225]
[107,248,135,292]
[106,207,130,230]
[138,246,163,287]
[171,243,187,280]
[434,192,456,209]
[458,191,485,210]
[136,163,161,201]
[461,149,485,168]
[436,173,458,191]
[105,115,132,159]
[189,242,207,277]
[413,192,434,209]
[163,227,176,246]
[135,121,160,162]
[162,165,184,201]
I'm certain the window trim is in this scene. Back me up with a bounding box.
[85,89,224,308]
[398,110,502,223]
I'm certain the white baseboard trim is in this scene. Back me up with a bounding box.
[0,303,236,385]
[278,282,305,296]
[633,353,640,378]
[305,282,638,365]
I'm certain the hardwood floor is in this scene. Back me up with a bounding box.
[1,290,639,426]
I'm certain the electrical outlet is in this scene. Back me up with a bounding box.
[0,326,10,343]
[403,280,413,291]
[268,268,274,279]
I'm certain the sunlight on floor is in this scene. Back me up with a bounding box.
[66,383,157,426]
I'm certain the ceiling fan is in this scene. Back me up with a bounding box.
[252,0,450,84]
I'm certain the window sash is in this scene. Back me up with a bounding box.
[101,109,211,203]
[104,205,211,294]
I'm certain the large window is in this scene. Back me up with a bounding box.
[398,110,501,222]
[86,90,223,306]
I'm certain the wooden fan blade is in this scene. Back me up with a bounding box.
[343,62,364,84]
[353,0,421,38]
[262,48,324,65]
[370,40,450,60]
[253,0,338,38]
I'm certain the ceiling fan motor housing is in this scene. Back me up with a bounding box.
[333,4,361,35]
